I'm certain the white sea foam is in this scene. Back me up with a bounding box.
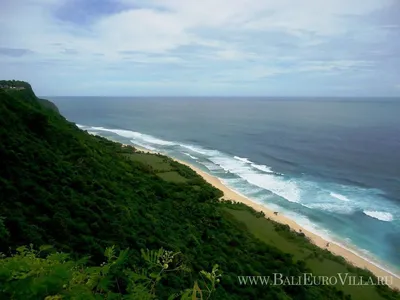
[219,179,267,205]
[130,140,157,151]
[330,192,350,202]
[205,153,399,220]
[344,237,352,244]
[246,187,268,196]
[221,178,243,185]
[210,156,252,174]
[284,210,334,241]
[222,178,266,196]
[234,156,252,164]
[251,163,273,173]
[89,127,175,146]
[140,135,175,146]
[304,203,354,214]
[209,155,301,203]
[180,144,220,156]
[233,156,275,173]
[220,178,274,205]
[181,144,206,154]
[183,152,198,160]
[200,162,222,172]
[76,124,85,128]
[363,211,394,222]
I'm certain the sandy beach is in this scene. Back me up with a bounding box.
[133,145,400,290]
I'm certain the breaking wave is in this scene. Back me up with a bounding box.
[234,156,252,164]
[251,163,273,173]
[183,152,198,160]
[363,211,394,222]
[330,192,350,202]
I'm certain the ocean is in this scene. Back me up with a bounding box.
[48,96,400,275]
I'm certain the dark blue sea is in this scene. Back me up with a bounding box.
[48,96,400,276]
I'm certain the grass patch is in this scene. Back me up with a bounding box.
[222,205,387,300]
[125,152,199,184]
[125,153,172,172]
[157,171,187,183]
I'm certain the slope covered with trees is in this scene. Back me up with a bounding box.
[0,81,398,299]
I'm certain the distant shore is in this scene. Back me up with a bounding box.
[131,145,400,290]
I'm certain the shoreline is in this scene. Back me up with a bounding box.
[131,145,400,290]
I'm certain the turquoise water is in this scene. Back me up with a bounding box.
[49,96,400,276]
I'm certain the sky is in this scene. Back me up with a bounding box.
[0,0,399,96]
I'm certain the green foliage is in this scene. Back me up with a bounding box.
[0,216,9,240]
[0,245,219,299]
[0,80,32,90]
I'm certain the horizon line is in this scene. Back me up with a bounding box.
[42,95,400,99]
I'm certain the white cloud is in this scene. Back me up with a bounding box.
[0,0,398,95]
[298,60,374,72]
[120,0,394,36]
[1,0,394,56]
[210,49,258,61]
[94,9,190,53]
[243,0,393,35]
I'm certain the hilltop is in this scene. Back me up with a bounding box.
[0,80,59,113]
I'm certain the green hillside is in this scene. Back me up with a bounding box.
[0,80,59,113]
[0,81,398,299]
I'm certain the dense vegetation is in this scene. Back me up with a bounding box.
[0,80,59,113]
[0,81,398,299]
[0,244,222,299]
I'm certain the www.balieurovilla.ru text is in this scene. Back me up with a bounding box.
[237,273,393,286]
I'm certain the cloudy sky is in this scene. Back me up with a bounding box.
[0,0,399,96]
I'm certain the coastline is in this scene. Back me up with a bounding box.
[132,145,400,290]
